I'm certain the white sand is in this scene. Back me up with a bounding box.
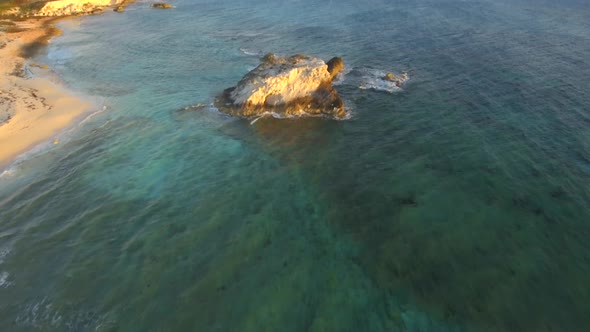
[0,19,90,168]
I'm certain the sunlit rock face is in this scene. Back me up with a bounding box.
[216,54,346,119]
[36,0,124,16]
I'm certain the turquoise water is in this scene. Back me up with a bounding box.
[2,0,590,330]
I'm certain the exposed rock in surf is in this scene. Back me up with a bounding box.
[216,54,346,119]
[114,6,125,12]
[151,3,173,9]
[383,72,409,87]
[355,68,410,93]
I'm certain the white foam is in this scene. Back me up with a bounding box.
[359,79,403,93]
[249,116,264,125]
[15,297,115,330]
[2,139,54,172]
[78,103,109,127]
[0,248,9,264]
[239,48,263,57]
[336,108,353,120]
[332,66,353,86]
[180,103,210,113]
[357,68,409,93]
[15,297,53,327]
[248,107,351,125]
[0,168,17,179]
[0,271,10,288]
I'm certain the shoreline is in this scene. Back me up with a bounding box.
[0,17,91,170]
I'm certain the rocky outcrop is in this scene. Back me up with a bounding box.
[151,3,173,9]
[216,54,346,119]
[35,0,124,16]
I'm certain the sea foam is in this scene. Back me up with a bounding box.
[357,68,409,93]
[239,48,264,57]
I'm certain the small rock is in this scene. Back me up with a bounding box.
[114,6,125,12]
[383,71,409,87]
[326,57,344,79]
[151,3,173,9]
[384,72,397,81]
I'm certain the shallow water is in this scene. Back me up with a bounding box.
[2,0,590,330]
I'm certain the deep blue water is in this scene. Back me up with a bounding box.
[2,0,590,330]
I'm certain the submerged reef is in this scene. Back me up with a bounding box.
[216,54,346,119]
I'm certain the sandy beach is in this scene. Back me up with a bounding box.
[0,18,90,169]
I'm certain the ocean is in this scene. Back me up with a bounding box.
[1,0,590,330]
